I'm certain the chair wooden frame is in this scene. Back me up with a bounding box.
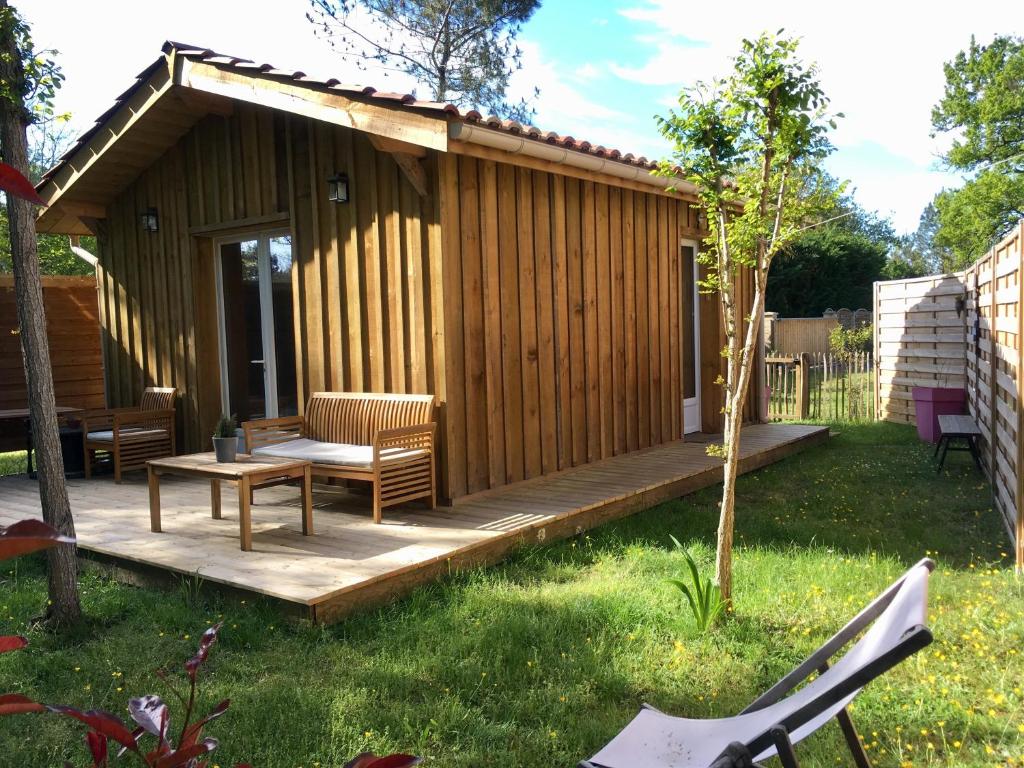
[242,392,436,523]
[81,387,177,483]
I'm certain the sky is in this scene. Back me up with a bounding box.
[19,0,1020,234]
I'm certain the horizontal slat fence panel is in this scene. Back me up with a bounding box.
[873,221,1024,569]
[873,274,967,424]
[0,275,105,451]
[765,316,838,355]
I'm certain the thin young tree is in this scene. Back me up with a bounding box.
[307,0,539,121]
[657,33,838,604]
[0,0,80,626]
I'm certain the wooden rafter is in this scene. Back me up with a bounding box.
[176,58,448,152]
[369,135,429,197]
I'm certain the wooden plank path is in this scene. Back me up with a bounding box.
[0,423,827,622]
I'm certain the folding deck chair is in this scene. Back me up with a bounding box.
[579,558,935,768]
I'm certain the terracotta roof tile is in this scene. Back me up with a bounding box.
[38,40,670,191]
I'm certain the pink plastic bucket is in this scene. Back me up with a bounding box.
[912,387,967,443]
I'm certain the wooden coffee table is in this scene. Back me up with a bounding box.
[146,453,313,551]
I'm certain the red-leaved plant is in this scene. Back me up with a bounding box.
[2,519,422,767]
[0,519,73,719]
[344,755,421,768]
[1,521,241,767]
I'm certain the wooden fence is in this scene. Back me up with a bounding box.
[872,221,1024,569]
[873,274,966,424]
[963,224,1023,568]
[766,352,874,422]
[0,275,104,451]
[764,315,839,355]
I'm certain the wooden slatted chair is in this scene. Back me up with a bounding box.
[82,387,177,483]
[243,392,436,523]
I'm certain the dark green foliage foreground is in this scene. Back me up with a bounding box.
[1,423,1021,767]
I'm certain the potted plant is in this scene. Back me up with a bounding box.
[212,414,238,463]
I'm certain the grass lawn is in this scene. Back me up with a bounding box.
[0,450,26,476]
[1,422,1020,767]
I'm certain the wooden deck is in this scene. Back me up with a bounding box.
[0,423,827,622]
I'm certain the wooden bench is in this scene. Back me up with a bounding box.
[82,387,177,482]
[242,392,436,523]
[935,414,983,472]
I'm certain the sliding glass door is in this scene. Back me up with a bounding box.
[215,232,297,422]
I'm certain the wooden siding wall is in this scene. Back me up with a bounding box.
[439,153,747,498]
[96,102,442,457]
[290,122,443,407]
[94,96,758,500]
[0,276,104,451]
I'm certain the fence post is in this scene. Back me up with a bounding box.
[795,353,811,419]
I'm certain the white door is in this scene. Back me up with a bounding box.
[682,240,701,433]
[214,231,298,422]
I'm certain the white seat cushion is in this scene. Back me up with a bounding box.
[252,438,428,469]
[87,428,168,443]
[253,438,375,468]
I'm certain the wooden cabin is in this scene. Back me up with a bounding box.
[36,42,763,502]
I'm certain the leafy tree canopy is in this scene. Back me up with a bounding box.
[884,202,953,278]
[932,169,1024,268]
[656,32,839,602]
[932,35,1024,172]
[766,172,896,315]
[0,116,93,275]
[767,226,887,316]
[927,35,1024,268]
[308,0,540,121]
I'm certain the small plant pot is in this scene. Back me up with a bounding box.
[212,436,238,463]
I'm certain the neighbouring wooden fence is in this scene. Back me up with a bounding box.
[766,352,874,422]
[0,275,104,451]
[764,315,839,355]
[873,221,1024,569]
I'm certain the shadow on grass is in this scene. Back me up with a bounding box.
[574,421,1009,572]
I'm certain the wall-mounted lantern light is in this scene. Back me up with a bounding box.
[140,207,159,233]
[327,172,349,204]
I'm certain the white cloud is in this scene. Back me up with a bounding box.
[507,39,663,157]
[612,0,1016,163]
[20,0,422,135]
[606,0,1019,231]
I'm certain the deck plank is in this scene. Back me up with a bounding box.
[0,424,827,620]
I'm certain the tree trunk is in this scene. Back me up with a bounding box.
[0,0,81,627]
[714,269,767,605]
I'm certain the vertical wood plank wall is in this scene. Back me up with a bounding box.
[438,153,748,498]
[97,103,442,459]
[93,98,758,502]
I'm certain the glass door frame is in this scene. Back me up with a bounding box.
[681,238,702,434]
[213,228,293,421]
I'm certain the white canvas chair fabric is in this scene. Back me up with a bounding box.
[581,559,934,768]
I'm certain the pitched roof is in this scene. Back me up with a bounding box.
[39,40,663,191]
